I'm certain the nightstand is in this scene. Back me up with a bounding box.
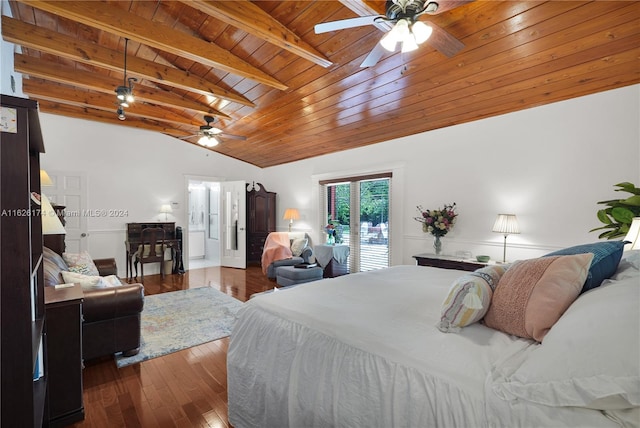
[413,253,488,272]
[45,283,84,427]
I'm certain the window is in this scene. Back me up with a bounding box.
[321,173,391,272]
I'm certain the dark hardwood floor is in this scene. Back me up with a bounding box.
[71,264,275,428]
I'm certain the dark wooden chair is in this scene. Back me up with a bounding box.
[134,227,167,281]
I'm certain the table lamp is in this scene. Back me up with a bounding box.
[160,204,173,221]
[283,208,300,232]
[492,214,520,263]
[41,194,66,235]
[623,217,640,251]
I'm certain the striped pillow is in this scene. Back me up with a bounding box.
[437,265,506,333]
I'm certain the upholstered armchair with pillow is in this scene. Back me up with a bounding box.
[262,232,313,279]
[42,247,144,360]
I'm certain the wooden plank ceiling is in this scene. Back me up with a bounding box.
[4,0,639,168]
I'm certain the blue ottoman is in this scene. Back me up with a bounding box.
[276,265,324,287]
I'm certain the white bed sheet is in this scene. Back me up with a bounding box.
[228,265,621,428]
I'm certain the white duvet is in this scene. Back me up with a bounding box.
[227,265,626,428]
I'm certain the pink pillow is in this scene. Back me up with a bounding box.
[483,253,593,342]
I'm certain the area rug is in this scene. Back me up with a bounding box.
[115,286,244,368]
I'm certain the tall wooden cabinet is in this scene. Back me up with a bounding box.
[1,95,48,426]
[246,183,276,263]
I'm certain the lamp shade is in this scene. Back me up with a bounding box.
[492,214,520,235]
[623,217,640,250]
[40,170,53,186]
[283,208,300,221]
[160,204,173,214]
[41,194,66,235]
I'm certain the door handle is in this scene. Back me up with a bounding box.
[81,233,87,237]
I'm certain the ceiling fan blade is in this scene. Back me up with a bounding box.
[220,133,247,141]
[426,21,464,58]
[315,15,380,34]
[426,0,475,15]
[360,42,387,68]
[178,134,198,140]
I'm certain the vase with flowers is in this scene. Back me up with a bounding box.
[414,203,458,255]
[325,223,337,245]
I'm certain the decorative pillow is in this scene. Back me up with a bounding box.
[437,265,507,333]
[63,251,100,276]
[61,271,122,290]
[492,276,640,410]
[484,253,593,342]
[544,241,625,293]
[290,238,308,257]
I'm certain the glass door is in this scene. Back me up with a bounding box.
[323,175,390,272]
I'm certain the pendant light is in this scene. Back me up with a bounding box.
[115,38,137,119]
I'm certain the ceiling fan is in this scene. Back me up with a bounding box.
[180,115,247,148]
[315,0,465,67]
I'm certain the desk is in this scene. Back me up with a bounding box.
[125,222,183,281]
[315,244,350,278]
[413,253,490,272]
[125,238,182,281]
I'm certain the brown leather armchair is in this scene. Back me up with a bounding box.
[43,247,144,360]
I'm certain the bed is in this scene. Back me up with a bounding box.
[228,247,639,428]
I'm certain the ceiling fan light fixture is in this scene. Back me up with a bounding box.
[198,135,219,147]
[380,27,400,52]
[115,38,136,119]
[412,21,432,44]
[401,36,419,53]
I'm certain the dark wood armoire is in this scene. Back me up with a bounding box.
[246,182,276,264]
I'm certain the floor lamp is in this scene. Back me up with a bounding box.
[492,214,520,263]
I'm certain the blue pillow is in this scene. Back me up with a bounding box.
[544,241,625,293]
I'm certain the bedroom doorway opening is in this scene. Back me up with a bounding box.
[321,173,390,272]
[187,179,221,269]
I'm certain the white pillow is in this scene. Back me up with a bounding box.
[63,250,100,276]
[437,265,506,333]
[61,271,122,290]
[290,238,308,257]
[492,275,640,410]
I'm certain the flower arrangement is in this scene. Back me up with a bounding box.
[325,223,337,237]
[414,203,458,237]
[325,221,344,244]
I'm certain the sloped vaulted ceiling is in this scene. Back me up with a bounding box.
[4,1,640,167]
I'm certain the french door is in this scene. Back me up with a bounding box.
[321,173,391,272]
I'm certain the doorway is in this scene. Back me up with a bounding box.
[187,179,221,269]
[321,173,391,272]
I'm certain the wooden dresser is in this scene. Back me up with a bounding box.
[413,253,488,272]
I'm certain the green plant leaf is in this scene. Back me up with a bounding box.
[611,207,635,224]
[622,195,640,206]
[596,209,612,224]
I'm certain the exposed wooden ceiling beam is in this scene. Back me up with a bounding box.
[36,100,193,137]
[22,79,201,128]
[1,16,254,108]
[17,0,288,90]
[179,0,332,68]
[14,54,229,119]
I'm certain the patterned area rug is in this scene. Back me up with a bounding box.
[115,286,243,368]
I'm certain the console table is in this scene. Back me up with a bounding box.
[315,244,350,277]
[413,253,489,272]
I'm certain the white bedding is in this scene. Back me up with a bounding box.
[228,265,633,428]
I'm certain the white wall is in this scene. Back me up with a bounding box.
[38,85,639,273]
[39,115,263,273]
[264,85,640,265]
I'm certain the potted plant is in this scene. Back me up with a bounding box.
[590,182,640,239]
